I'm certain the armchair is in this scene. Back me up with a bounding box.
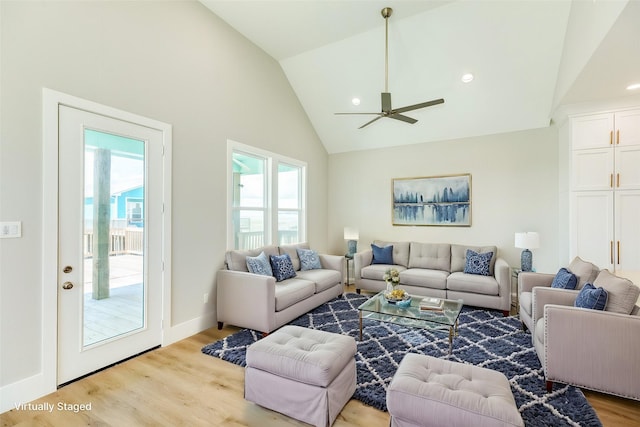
[520,260,640,401]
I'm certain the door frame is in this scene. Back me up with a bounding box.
[42,88,172,389]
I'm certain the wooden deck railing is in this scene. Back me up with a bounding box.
[84,227,144,257]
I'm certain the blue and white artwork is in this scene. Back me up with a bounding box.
[392,174,471,226]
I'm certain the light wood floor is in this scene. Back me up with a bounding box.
[2,306,639,426]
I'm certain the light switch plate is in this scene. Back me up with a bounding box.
[0,221,22,238]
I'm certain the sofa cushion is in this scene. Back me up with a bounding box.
[451,245,497,274]
[567,256,599,289]
[574,283,608,311]
[270,254,297,282]
[225,245,279,272]
[297,248,322,271]
[593,269,640,314]
[295,269,341,293]
[371,244,394,265]
[463,249,493,276]
[447,272,499,296]
[246,251,273,276]
[408,242,451,271]
[361,264,407,281]
[399,268,448,290]
[274,278,315,311]
[374,240,410,267]
[551,268,578,290]
[279,242,309,271]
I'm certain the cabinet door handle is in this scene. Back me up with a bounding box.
[610,173,614,188]
[616,129,620,145]
[610,241,614,265]
[609,130,613,145]
[617,241,621,265]
[617,173,620,188]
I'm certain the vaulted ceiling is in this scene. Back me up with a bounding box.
[201,0,640,154]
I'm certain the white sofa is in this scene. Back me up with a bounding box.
[216,243,344,334]
[354,240,511,315]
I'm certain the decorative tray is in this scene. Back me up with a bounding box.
[384,293,411,307]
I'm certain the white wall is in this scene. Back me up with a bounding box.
[0,0,328,401]
[328,126,561,273]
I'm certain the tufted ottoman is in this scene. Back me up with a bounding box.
[387,354,524,427]
[244,325,357,427]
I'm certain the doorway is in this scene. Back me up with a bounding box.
[44,91,171,386]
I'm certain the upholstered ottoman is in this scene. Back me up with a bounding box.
[244,325,357,427]
[387,354,524,427]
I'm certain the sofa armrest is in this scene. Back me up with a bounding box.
[354,249,373,280]
[533,287,579,325]
[216,269,276,332]
[319,254,343,273]
[544,305,640,399]
[494,258,510,294]
[519,271,555,294]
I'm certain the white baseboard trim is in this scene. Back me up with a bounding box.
[0,372,55,414]
[163,312,217,346]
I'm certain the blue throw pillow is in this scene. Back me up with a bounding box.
[575,283,608,310]
[551,267,578,289]
[246,251,273,276]
[297,248,322,271]
[371,244,393,265]
[270,253,297,282]
[463,250,493,276]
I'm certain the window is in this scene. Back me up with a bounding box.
[228,141,306,250]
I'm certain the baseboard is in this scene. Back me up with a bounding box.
[0,372,55,414]
[163,312,217,346]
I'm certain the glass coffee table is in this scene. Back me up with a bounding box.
[357,291,464,355]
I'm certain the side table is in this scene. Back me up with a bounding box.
[345,255,354,285]
[511,268,521,313]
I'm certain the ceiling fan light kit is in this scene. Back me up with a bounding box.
[335,6,445,129]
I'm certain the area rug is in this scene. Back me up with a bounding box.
[202,293,602,427]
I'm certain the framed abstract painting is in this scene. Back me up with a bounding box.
[392,174,471,226]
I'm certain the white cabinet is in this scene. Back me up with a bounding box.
[570,192,614,269]
[570,108,640,273]
[571,109,640,191]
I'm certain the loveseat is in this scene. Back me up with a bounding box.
[519,256,640,400]
[216,243,343,334]
[354,240,511,315]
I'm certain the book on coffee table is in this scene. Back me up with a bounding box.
[419,297,444,311]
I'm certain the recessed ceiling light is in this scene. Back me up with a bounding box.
[351,97,361,106]
[626,83,640,91]
[461,73,474,83]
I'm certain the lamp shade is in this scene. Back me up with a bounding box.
[344,227,359,241]
[515,232,540,249]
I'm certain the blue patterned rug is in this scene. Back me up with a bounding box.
[202,293,601,427]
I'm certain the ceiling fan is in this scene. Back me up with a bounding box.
[335,7,444,129]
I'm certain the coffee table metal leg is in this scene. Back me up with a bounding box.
[359,312,363,341]
[448,327,454,355]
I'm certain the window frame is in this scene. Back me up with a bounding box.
[227,140,307,250]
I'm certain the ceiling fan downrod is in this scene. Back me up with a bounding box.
[382,7,392,93]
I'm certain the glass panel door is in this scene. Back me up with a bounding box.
[83,129,145,347]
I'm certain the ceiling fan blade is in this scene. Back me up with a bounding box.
[389,114,417,125]
[334,112,382,115]
[381,92,392,112]
[358,115,384,129]
[393,98,445,114]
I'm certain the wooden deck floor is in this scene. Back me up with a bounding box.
[83,255,144,346]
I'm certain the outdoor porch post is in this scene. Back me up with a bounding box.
[93,148,111,300]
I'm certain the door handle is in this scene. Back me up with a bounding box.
[62,282,74,290]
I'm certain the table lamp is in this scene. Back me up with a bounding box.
[344,227,359,257]
[515,232,540,272]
